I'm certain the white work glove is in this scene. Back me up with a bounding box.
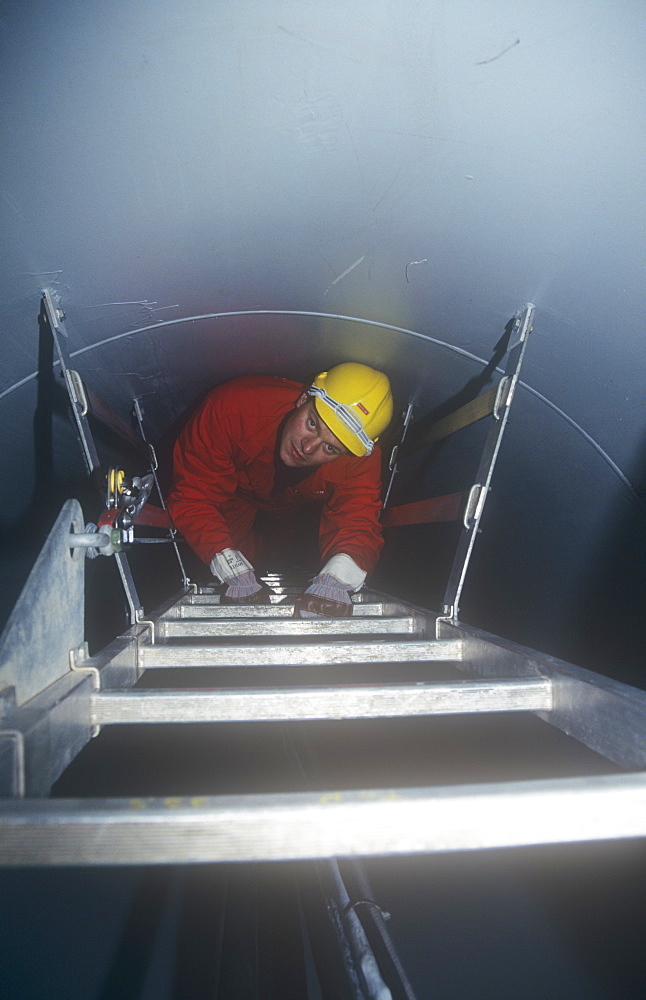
[294,573,354,619]
[293,554,366,619]
[210,548,271,605]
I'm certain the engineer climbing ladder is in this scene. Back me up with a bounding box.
[0,295,645,997]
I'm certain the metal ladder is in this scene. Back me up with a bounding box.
[2,293,645,861]
[1,512,645,864]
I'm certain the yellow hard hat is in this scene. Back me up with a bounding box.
[308,363,393,457]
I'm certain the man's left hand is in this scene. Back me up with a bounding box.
[293,573,353,619]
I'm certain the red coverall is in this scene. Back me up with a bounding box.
[167,376,385,574]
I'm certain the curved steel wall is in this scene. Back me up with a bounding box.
[0,6,645,996]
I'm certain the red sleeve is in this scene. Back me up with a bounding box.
[166,391,241,564]
[318,449,384,575]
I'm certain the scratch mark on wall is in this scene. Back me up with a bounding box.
[373,162,405,212]
[345,123,365,186]
[324,255,366,295]
[81,300,160,308]
[79,299,179,322]
[19,270,64,277]
[405,259,428,283]
[475,38,520,65]
[277,25,369,66]
[293,94,344,154]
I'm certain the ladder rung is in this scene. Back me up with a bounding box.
[2,773,644,865]
[184,591,385,606]
[139,639,464,669]
[156,617,419,638]
[169,602,391,619]
[91,678,553,725]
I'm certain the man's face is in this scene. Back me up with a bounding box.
[278,395,348,468]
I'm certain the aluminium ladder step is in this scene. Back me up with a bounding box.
[91,677,553,724]
[2,773,645,866]
[155,615,421,638]
[166,601,395,618]
[138,638,464,668]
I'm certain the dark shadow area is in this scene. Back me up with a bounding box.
[97,868,176,1000]
[570,430,646,687]
[0,310,97,631]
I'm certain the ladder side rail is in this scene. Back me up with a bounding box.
[440,304,534,621]
[440,619,646,769]
[0,626,145,797]
[42,290,102,480]
[0,672,96,797]
[0,500,86,711]
[382,400,415,512]
[1,772,644,866]
[42,291,147,461]
[42,290,145,622]
[0,496,151,797]
[380,305,534,621]
[132,397,190,589]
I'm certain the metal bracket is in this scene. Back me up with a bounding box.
[69,643,100,689]
[64,369,89,416]
[463,483,487,530]
[383,402,415,510]
[42,287,67,336]
[69,644,101,736]
[506,305,533,352]
[493,375,513,420]
[43,289,102,478]
[435,610,456,633]
[135,613,156,645]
